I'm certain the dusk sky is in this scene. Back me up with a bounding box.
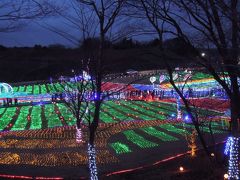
[0,16,81,47]
[0,1,159,48]
[0,0,83,47]
[0,0,190,48]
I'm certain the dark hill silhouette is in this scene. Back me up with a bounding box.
[0,38,214,83]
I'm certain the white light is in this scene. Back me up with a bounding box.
[224,173,228,179]
[179,166,184,172]
[177,111,182,120]
[150,76,157,83]
[76,126,83,143]
[201,52,206,57]
[224,137,239,179]
[88,143,98,180]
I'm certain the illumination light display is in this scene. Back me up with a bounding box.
[141,127,178,141]
[0,99,225,133]
[88,143,98,180]
[110,142,132,154]
[224,136,239,179]
[188,130,197,157]
[0,83,13,94]
[176,96,182,120]
[76,126,83,143]
[123,130,158,148]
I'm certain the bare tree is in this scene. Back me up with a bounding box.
[130,0,239,178]
[40,0,134,46]
[58,1,127,179]
[0,0,56,32]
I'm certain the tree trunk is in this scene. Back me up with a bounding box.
[76,125,83,143]
[227,93,240,179]
[225,136,239,179]
[170,78,210,156]
[87,19,105,180]
[88,143,98,180]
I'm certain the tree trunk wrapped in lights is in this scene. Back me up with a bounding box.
[189,130,197,157]
[224,137,239,179]
[76,125,83,143]
[88,143,98,180]
[176,95,182,120]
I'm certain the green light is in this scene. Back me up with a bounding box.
[0,107,16,130]
[57,104,76,126]
[120,101,166,120]
[159,124,191,135]
[30,106,42,129]
[45,104,62,128]
[110,142,132,154]
[103,103,132,121]
[141,127,178,141]
[181,124,223,133]
[12,106,30,131]
[123,130,158,148]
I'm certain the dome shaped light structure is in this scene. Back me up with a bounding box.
[0,83,13,94]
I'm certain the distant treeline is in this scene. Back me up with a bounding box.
[0,38,217,83]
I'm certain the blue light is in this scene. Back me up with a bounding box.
[38,102,44,106]
[171,114,175,117]
[224,136,239,179]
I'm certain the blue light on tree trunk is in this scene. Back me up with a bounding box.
[88,143,98,180]
[224,136,239,179]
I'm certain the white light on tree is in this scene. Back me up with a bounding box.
[173,73,179,80]
[176,96,181,120]
[224,173,229,179]
[88,143,98,180]
[76,126,83,143]
[224,136,239,179]
[183,73,192,81]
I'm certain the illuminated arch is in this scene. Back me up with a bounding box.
[0,83,13,94]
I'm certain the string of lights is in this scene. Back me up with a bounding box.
[224,136,239,179]
[88,143,98,180]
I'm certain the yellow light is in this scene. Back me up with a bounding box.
[179,166,184,172]
[224,173,228,179]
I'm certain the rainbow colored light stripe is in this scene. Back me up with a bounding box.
[160,78,218,89]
